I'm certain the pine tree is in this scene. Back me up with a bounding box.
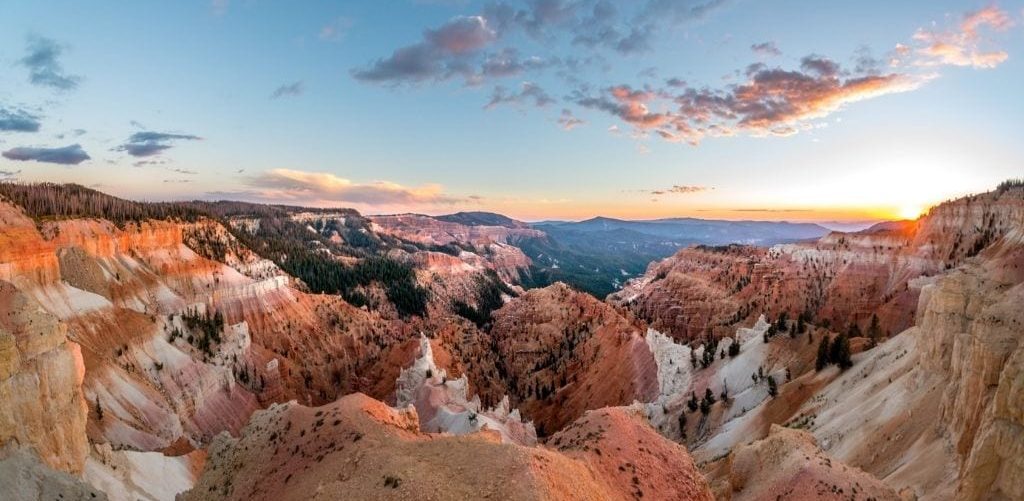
[868,311,884,348]
[704,387,717,406]
[831,333,853,369]
[816,336,831,371]
[95,398,103,421]
[687,391,699,412]
[767,376,778,398]
[678,412,687,439]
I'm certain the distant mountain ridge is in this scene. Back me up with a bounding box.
[435,211,528,229]
[535,216,830,245]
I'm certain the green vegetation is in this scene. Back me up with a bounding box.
[0,182,430,317]
[452,270,516,327]
[767,375,778,398]
[996,178,1024,193]
[0,182,205,227]
[182,308,224,356]
[816,335,831,371]
[815,331,853,371]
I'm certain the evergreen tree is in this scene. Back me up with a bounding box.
[678,412,687,439]
[816,336,831,371]
[830,333,853,369]
[687,391,699,412]
[767,376,778,398]
[867,314,882,341]
[704,387,717,406]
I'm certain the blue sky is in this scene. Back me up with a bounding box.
[1,0,1022,221]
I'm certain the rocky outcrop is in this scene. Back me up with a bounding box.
[488,283,659,435]
[914,242,1024,500]
[183,393,712,501]
[720,425,900,500]
[394,335,536,444]
[0,444,107,500]
[369,213,544,247]
[0,280,89,473]
[613,188,1024,345]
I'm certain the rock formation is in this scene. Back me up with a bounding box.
[183,393,712,501]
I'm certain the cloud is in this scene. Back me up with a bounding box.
[117,131,201,157]
[579,54,925,145]
[353,0,730,85]
[319,17,354,41]
[270,81,304,99]
[557,108,584,130]
[133,159,167,167]
[245,168,467,207]
[574,85,670,130]
[2,144,90,165]
[484,81,554,109]
[352,15,497,83]
[0,107,41,133]
[0,169,22,179]
[650,185,710,195]
[912,6,1013,69]
[19,36,81,90]
[751,41,781,56]
[479,47,552,78]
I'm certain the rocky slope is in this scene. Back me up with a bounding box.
[2,182,1023,500]
[612,187,1024,345]
[614,186,1024,500]
[485,283,660,436]
[183,392,712,501]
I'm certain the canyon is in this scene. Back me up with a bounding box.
[0,182,1021,500]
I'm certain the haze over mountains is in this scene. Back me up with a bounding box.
[394,210,834,297]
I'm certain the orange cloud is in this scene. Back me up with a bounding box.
[913,6,1013,69]
[245,169,468,209]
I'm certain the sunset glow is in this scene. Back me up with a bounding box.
[1,1,1021,223]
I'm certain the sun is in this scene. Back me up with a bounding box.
[898,205,924,220]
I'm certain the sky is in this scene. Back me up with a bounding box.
[1,1,1022,222]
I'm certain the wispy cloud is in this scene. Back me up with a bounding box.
[557,108,584,130]
[576,53,927,145]
[912,6,1013,69]
[484,81,553,109]
[650,185,711,196]
[751,41,781,56]
[352,15,498,83]
[352,0,729,86]
[270,81,305,99]
[2,144,90,165]
[0,107,42,133]
[19,36,81,90]
[242,168,468,208]
[117,131,201,157]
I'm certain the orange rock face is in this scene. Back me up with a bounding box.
[183,393,712,501]
[487,283,659,435]
[613,190,1024,343]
